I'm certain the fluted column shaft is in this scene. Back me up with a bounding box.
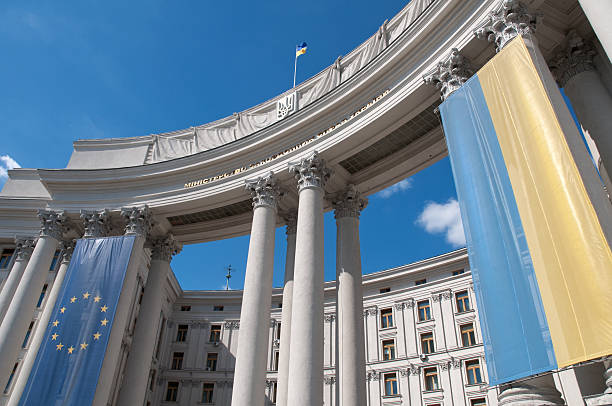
[7,241,74,406]
[287,151,331,406]
[334,185,367,406]
[231,173,280,406]
[276,214,297,406]
[0,238,35,324]
[0,210,65,389]
[116,235,181,406]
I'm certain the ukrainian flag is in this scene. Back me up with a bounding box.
[296,42,307,57]
[439,36,612,385]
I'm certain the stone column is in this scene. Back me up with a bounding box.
[286,151,331,406]
[6,240,75,406]
[276,212,297,406]
[585,358,612,405]
[0,237,36,324]
[117,234,181,406]
[577,0,612,61]
[333,184,367,406]
[550,31,612,182]
[0,209,65,388]
[231,172,281,406]
[498,375,564,405]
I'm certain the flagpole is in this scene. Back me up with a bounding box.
[293,54,298,88]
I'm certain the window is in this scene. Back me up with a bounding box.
[415,278,427,285]
[4,362,18,394]
[277,302,283,308]
[421,332,435,354]
[165,381,179,402]
[201,383,214,403]
[271,381,278,403]
[456,291,471,313]
[471,398,487,406]
[213,305,224,311]
[461,323,476,347]
[276,323,282,339]
[138,287,144,305]
[180,305,191,311]
[155,318,166,359]
[171,352,184,370]
[206,353,217,371]
[36,284,48,307]
[380,308,393,328]
[379,287,391,293]
[383,373,398,396]
[0,249,14,269]
[49,250,60,271]
[417,300,431,321]
[22,321,34,348]
[424,367,439,391]
[176,324,188,342]
[209,325,221,342]
[382,339,395,360]
[273,351,280,371]
[452,269,465,276]
[149,369,156,391]
[466,359,483,384]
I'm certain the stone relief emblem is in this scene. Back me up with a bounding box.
[276,92,296,120]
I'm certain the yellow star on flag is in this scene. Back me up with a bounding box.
[60,307,66,313]
[80,342,88,350]
[93,332,101,340]
[101,318,109,326]
[51,333,59,341]
[70,296,77,303]
[93,296,101,303]
[56,343,64,351]
[67,346,75,354]
[52,320,59,327]
[100,305,108,313]
[83,292,90,299]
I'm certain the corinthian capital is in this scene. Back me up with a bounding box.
[474,0,537,53]
[549,31,597,87]
[245,172,282,210]
[288,151,332,192]
[14,237,36,261]
[38,209,66,240]
[80,209,111,238]
[60,239,76,264]
[284,210,297,235]
[151,234,182,262]
[333,184,368,219]
[121,206,152,237]
[424,48,474,101]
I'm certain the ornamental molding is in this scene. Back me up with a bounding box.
[265,379,276,388]
[431,293,442,303]
[245,172,282,210]
[284,210,297,235]
[224,320,240,330]
[324,314,336,323]
[441,289,453,301]
[288,151,332,192]
[450,357,462,369]
[151,234,182,262]
[333,184,368,219]
[14,237,36,261]
[549,31,597,87]
[38,210,67,240]
[474,0,538,53]
[323,375,336,385]
[366,371,380,381]
[60,240,76,264]
[363,306,378,317]
[394,302,406,311]
[273,338,280,348]
[121,206,152,237]
[439,361,451,371]
[406,298,415,308]
[399,368,409,377]
[423,48,474,101]
[409,364,421,375]
[80,209,110,238]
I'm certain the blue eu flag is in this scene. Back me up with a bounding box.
[19,236,135,406]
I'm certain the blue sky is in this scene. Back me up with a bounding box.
[0,0,465,290]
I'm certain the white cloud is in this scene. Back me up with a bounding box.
[0,155,21,179]
[416,198,466,247]
[375,178,413,198]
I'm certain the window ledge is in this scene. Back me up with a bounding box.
[382,394,401,398]
[423,389,443,394]
[416,319,434,324]
[465,382,486,388]
[455,309,474,315]
[379,326,397,331]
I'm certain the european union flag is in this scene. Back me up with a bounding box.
[19,236,135,406]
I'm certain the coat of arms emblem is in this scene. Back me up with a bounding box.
[276,92,296,120]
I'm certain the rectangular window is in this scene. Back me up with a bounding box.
[383,373,398,396]
[380,308,393,328]
[421,332,435,354]
[382,339,395,360]
[461,323,476,347]
[180,305,191,311]
[271,381,277,403]
[165,381,179,402]
[415,278,427,285]
[4,362,18,394]
[456,291,471,313]
[49,250,60,271]
[417,300,431,321]
[466,359,483,385]
[209,325,221,342]
[379,287,391,293]
[213,305,224,311]
[206,353,218,371]
[273,351,280,371]
[22,321,34,348]
[176,324,188,342]
[36,284,48,307]
[424,367,439,391]
[452,269,465,276]
[171,352,184,370]
[0,249,15,269]
[471,398,487,406]
[201,383,214,403]
[149,369,156,391]
[276,323,282,339]
[155,318,166,359]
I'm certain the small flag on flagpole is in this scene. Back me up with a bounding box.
[294,42,308,88]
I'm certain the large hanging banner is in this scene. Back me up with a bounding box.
[19,236,135,405]
[439,36,612,385]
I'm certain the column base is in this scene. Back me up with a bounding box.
[498,383,565,405]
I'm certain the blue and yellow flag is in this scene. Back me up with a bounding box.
[19,236,135,405]
[296,42,307,57]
